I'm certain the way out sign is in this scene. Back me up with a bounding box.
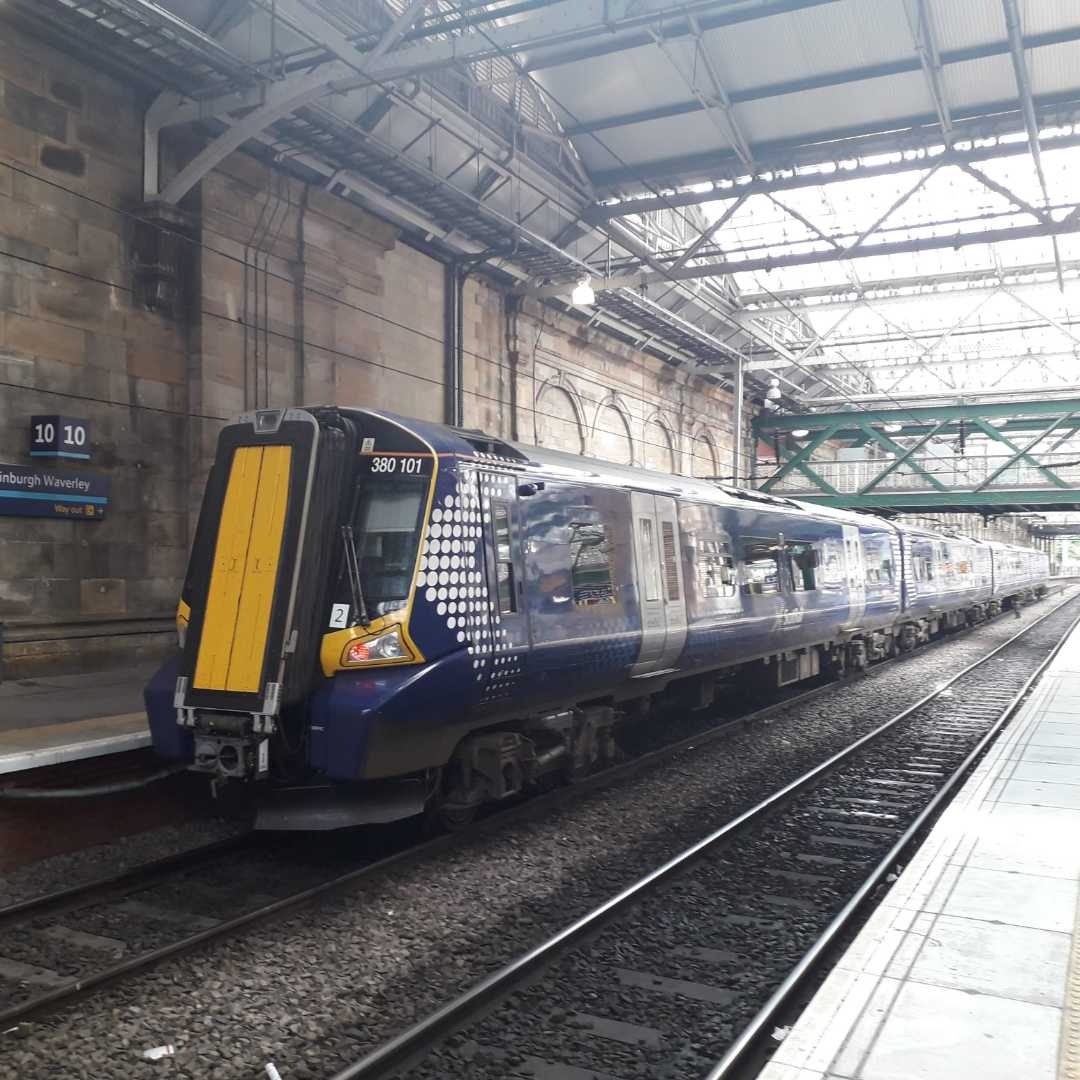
[30,415,91,460]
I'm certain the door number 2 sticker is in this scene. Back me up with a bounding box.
[329,603,350,628]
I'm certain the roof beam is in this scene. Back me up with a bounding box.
[648,15,755,167]
[586,89,1080,199]
[171,0,838,126]
[567,23,1080,139]
[524,211,1080,294]
[739,260,1080,310]
[154,0,430,204]
[905,0,953,144]
[1001,0,1065,289]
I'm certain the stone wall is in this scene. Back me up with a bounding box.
[0,26,189,675]
[462,277,746,480]
[0,20,748,677]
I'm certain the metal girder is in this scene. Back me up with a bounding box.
[1001,0,1065,289]
[525,211,1080,295]
[969,418,1070,489]
[905,0,952,144]
[974,413,1078,491]
[648,16,754,167]
[168,0,838,126]
[568,21,1080,143]
[858,421,948,495]
[788,490,1080,512]
[739,261,1080,311]
[799,386,1080,407]
[756,398,1080,436]
[153,0,430,204]
[759,421,846,491]
[587,93,1080,211]
[669,195,747,271]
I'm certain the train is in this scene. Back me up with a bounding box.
[146,407,1050,829]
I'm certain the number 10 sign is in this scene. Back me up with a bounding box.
[30,416,91,461]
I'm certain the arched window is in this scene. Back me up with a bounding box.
[593,399,634,465]
[535,383,585,454]
[693,431,721,479]
[643,416,676,474]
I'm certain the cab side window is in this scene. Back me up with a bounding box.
[492,500,516,614]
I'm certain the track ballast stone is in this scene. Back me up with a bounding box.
[1,594,1073,1080]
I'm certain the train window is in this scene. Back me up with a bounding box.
[661,521,680,602]
[913,553,934,582]
[818,537,845,586]
[741,538,782,596]
[348,474,429,616]
[492,500,516,614]
[698,538,736,598]
[864,536,894,585]
[639,518,663,602]
[785,541,818,592]
[570,522,616,606]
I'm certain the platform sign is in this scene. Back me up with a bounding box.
[0,464,109,520]
[30,415,91,460]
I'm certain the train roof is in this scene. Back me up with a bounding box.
[334,408,1040,554]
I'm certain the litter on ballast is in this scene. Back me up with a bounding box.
[266,1064,284,1080]
[142,1045,175,1061]
[771,1026,791,1042]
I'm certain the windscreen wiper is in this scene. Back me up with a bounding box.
[340,524,370,627]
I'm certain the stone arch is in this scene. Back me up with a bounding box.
[591,392,635,466]
[691,426,722,479]
[534,374,586,455]
[643,411,677,474]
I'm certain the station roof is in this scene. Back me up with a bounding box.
[8,0,1080,416]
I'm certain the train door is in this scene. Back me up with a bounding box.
[480,472,530,663]
[630,492,687,676]
[843,524,866,626]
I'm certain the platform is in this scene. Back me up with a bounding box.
[760,621,1080,1080]
[0,665,155,775]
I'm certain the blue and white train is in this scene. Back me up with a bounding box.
[146,407,1049,828]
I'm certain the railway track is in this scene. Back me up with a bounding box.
[0,592,1065,1037]
[324,591,1080,1080]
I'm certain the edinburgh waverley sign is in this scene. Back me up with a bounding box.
[0,464,109,520]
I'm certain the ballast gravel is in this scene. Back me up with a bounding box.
[0,596,1070,1080]
[0,820,246,910]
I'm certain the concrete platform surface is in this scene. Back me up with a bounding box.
[0,664,156,774]
[760,621,1080,1080]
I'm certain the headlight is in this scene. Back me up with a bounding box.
[342,628,409,666]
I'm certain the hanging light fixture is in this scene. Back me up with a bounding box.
[571,277,596,305]
[766,376,782,402]
[791,428,810,437]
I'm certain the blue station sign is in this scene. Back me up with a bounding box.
[30,415,91,460]
[0,464,109,520]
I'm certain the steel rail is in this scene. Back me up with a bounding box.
[327,589,1078,1080]
[704,603,1080,1080]
[0,591,1063,1033]
[0,672,849,1031]
[0,834,253,933]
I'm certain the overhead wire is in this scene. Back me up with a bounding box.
[0,240,720,468]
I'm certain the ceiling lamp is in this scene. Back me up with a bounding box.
[790,428,810,437]
[883,422,903,433]
[765,377,782,402]
[571,277,596,305]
